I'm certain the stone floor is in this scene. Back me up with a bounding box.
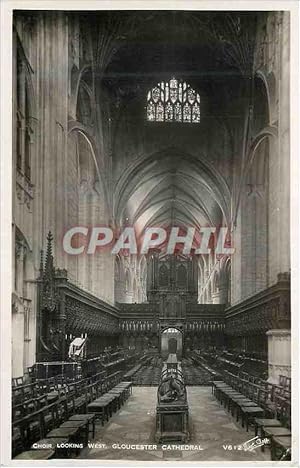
[80,386,271,461]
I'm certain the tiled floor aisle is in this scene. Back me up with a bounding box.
[80,386,270,461]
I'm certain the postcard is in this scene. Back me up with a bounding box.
[0,1,299,467]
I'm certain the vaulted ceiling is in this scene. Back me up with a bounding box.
[114,148,231,237]
[100,11,258,95]
[77,11,259,235]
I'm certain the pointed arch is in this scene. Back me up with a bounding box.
[68,123,110,215]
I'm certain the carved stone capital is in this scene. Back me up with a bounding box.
[12,292,24,313]
[15,238,27,259]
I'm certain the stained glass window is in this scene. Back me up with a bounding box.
[146,78,200,123]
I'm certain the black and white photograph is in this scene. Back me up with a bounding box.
[0,1,299,466]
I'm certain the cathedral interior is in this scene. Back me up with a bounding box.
[11,9,291,462]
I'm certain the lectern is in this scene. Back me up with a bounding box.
[155,355,189,443]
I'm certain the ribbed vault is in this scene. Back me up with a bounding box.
[114,147,231,238]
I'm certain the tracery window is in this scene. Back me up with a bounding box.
[146,78,200,123]
[177,264,187,288]
[159,264,169,287]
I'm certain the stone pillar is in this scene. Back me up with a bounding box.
[12,296,25,378]
[122,289,134,304]
[266,329,291,384]
[219,288,229,304]
[211,291,220,304]
[212,288,228,304]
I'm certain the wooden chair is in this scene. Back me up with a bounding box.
[257,387,269,410]
[12,425,25,457]
[107,388,123,411]
[22,409,46,449]
[12,382,38,406]
[284,377,291,393]
[59,419,89,446]
[254,395,282,438]
[271,437,291,461]
[68,413,96,439]
[258,397,291,452]
[12,399,34,422]
[45,425,82,456]
[279,375,287,388]
[236,402,265,431]
[212,382,232,401]
[84,383,94,406]
[278,375,291,393]
[36,394,49,410]
[211,380,225,395]
[116,381,132,397]
[222,388,244,410]
[72,380,87,412]
[41,402,59,434]
[27,366,35,381]
[87,395,115,425]
[228,394,254,417]
[65,391,76,418]
[14,377,25,387]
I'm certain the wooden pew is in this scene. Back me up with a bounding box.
[87,394,116,425]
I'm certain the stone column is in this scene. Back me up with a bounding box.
[212,291,220,304]
[266,329,291,384]
[12,296,25,378]
[127,291,134,303]
[212,288,228,304]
